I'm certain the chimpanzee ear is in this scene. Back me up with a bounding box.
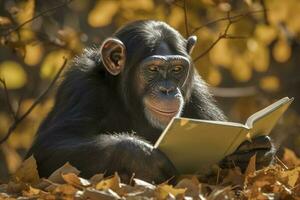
[100,37,126,76]
[186,35,197,55]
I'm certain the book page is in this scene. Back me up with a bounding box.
[155,118,247,174]
[245,97,293,138]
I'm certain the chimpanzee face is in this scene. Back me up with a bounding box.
[100,32,197,130]
[137,42,191,129]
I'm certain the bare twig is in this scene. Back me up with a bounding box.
[259,0,269,25]
[193,12,248,62]
[0,58,68,145]
[0,79,17,120]
[2,0,73,37]
[183,0,189,37]
[191,9,265,34]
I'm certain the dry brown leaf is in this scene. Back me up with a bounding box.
[282,148,300,168]
[89,173,104,185]
[13,156,39,184]
[245,154,257,177]
[96,172,121,194]
[48,162,80,184]
[82,188,121,200]
[155,183,186,199]
[52,184,78,198]
[176,177,200,198]
[62,173,91,188]
[0,16,12,26]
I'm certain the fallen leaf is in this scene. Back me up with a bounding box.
[82,188,121,200]
[48,162,80,184]
[13,156,39,184]
[62,173,91,188]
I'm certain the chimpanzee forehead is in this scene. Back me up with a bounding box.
[154,42,175,56]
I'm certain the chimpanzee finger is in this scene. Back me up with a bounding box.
[220,149,275,172]
[236,136,272,153]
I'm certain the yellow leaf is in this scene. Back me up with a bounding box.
[1,144,22,173]
[0,61,27,89]
[259,75,280,92]
[121,0,154,11]
[88,1,119,27]
[24,42,44,66]
[62,173,91,187]
[209,40,232,68]
[40,50,70,79]
[248,40,269,72]
[207,68,222,86]
[272,39,291,63]
[280,167,300,187]
[0,16,12,26]
[255,24,277,45]
[245,154,256,177]
[13,156,40,184]
[231,57,252,82]
[96,173,121,192]
[156,184,186,199]
[15,0,35,27]
[48,162,80,184]
[167,6,184,29]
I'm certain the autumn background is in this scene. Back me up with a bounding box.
[0,0,300,185]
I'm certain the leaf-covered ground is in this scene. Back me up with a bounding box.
[0,149,300,200]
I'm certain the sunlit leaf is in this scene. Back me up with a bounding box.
[231,57,252,82]
[272,39,291,63]
[48,162,80,184]
[121,0,154,11]
[248,40,269,72]
[88,0,119,27]
[0,16,12,26]
[156,183,186,199]
[255,24,277,45]
[57,27,83,53]
[259,75,280,92]
[15,0,35,27]
[1,144,22,173]
[24,42,44,66]
[0,61,27,89]
[167,6,184,29]
[40,50,70,79]
[95,173,121,192]
[209,40,232,68]
[13,156,39,184]
[207,67,222,86]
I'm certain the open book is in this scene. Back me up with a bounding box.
[154,97,293,174]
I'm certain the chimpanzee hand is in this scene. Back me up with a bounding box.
[101,135,178,184]
[219,136,276,172]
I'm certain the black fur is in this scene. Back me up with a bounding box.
[27,20,273,183]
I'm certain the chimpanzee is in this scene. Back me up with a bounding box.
[26,20,275,183]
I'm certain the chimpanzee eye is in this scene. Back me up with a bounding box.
[148,65,159,72]
[172,65,183,73]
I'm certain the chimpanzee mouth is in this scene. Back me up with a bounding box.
[145,102,179,117]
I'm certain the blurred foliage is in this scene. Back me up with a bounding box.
[0,0,299,182]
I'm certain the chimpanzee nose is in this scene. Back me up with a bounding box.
[159,86,175,95]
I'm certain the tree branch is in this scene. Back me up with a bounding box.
[2,0,73,37]
[193,11,250,62]
[183,0,189,37]
[0,79,17,121]
[191,9,265,34]
[0,58,68,145]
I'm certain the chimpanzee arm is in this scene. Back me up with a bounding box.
[28,121,177,183]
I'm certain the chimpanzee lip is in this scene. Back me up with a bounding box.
[146,102,178,116]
